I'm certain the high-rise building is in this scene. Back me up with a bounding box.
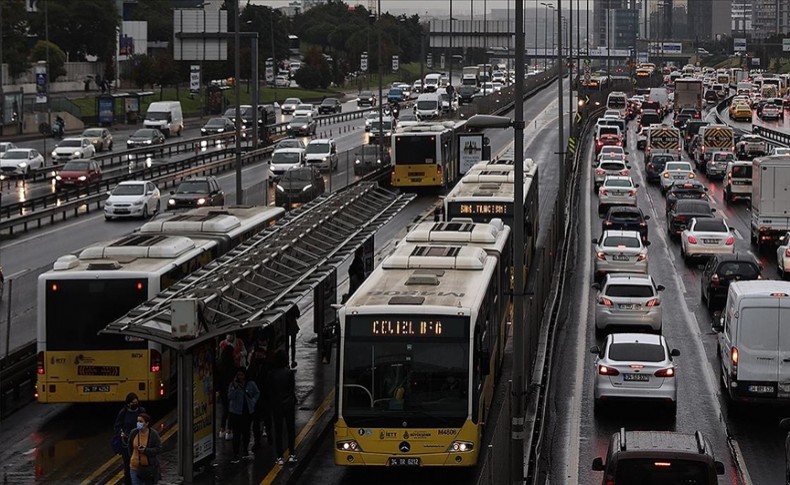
[688,0,731,40]
[751,0,781,38]
[594,0,639,48]
[732,1,753,35]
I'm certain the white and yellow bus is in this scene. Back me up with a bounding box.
[36,206,283,403]
[335,225,511,467]
[391,121,466,190]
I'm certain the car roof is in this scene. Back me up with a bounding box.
[712,252,759,265]
[5,148,34,153]
[184,176,213,182]
[601,230,641,238]
[273,147,304,153]
[603,176,632,182]
[614,430,712,456]
[62,137,87,142]
[309,139,333,144]
[608,332,662,345]
[676,199,710,208]
[607,206,642,215]
[117,180,147,186]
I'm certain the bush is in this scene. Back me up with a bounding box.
[294,65,324,90]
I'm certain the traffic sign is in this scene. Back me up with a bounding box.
[265,58,274,83]
[784,39,790,52]
[392,55,399,72]
[734,38,747,52]
[35,64,47,104]
[190,65,200,93]
[567,136,577,154]
[427,53,433,68]
[575,112,583,123]
[361,52,368,72]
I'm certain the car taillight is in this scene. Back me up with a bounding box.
[725,236,734,245]
[595,168,605,175]
[647,163,654,169]
[598,365,620,376]
[601,189,608,196]
[711,273,720,286]
[605,221,613,226]
[655,367,675,377]
[688,235,698,244]
[731,347,739,379]
[150,349,161,373]
[599,297,614,306]
[37,351,45,375]
[629,189,637,196]
[646,298,660,307]
[785,248,790,257]
[637,254,647,261]
[620,170,629,176]
[596,251,606,260]
[639,221,647,227]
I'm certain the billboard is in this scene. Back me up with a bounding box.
[784,39,790,52]
[648,42,682,54]
[120,21,148,61]
[192,341,215,465]
[734,38,747,52]
[458,133,484,174]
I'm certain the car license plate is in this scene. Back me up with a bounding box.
[83,385,110,393]
[673,175,685,180]
[388,457,421,467]
[748,385,774,394]
[702,239,719,244]
[734,181,750,185]
[624,374,649,382]
[619,304,638,310]
[612,255,629,261]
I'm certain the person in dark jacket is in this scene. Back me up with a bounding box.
[227,368,260,463]
[348,248,365,295]
[114,392,146,485]
[127,413,161,485]
[216,344,235,441]
[248,331,274,450]
[269,350,297,465]
[285,306,300,369]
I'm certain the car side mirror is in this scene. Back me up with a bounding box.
[656,285,666,291]
[591,238,598,245]
[644,215,651,220]
[589,345,601,355]
[644,241,651,246]
[710,208,716,213]
[712,317,724,332]
[170,190,175,195]
[679,225,687,231]
[634,183,640,188]
[591,457,605,471]
[715,461,725,475]
[671,349,680,357]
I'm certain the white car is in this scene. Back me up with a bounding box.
[396,113,420,128]
[659,161,695,193]
[275,75,290,88]
[598,176,638,213]
[293,104,317,118]
[51,137,96,163]
[680,217,734,263]
[591,333,679,416]
[596,146,627,165]
[593,230,649,279]
[281,97,302,115]
[593,159,630,191]
[480,82,496,95]
[772,147,790,155]
[491,82,504,92]
[593,273,665,334]
[0,142,18,156]
[603,110,622,119]
[776,232,790,279]
[0,148,45,177]
[760,103,782,120]
[269,147,305,180]
[104,181,161,220]
[364,112,379,132]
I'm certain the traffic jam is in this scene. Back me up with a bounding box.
[585,67,790,483]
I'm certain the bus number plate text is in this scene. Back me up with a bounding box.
[388,457,421,467]
[83,385,111,393]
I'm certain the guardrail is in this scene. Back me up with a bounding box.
[752,124,790,148]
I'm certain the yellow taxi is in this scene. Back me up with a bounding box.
[729,103,752,121]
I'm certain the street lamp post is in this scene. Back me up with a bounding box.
[376,0,384,173]
[541,3,553,71]
[535,0,539,71]
[271,11,278,105]
[449,0,453,88]
[234,0,242,204]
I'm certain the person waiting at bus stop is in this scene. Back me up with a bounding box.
[227,368,260,463]
[270,350,297,465]
[114,392,147,485]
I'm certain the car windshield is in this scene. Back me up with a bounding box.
[83,129,103,137]
[59,140,82,148]
[297,104,313,111]
[176,181,209,194]
[147,111,170,121]
[666,162,691,171]
[731,165,752,177]
[306,143,330,154]
[224,107,249,117]
[641,114,660,124]
[112,184,145,196]
[610,211,640,222]
[718,262,759,278]
[291,116,310,125]
[605,284,655,298]
[62,161,90,171]
[601,148,622,155]
[2,151,28,160]
[613,459,708,483]
[283,169,313,181]
[272,152,301,164]
[694,219,727,232]
[371,121,392,130]
[605,179,632,188]
[602,236,640,248]
[206,118,227,127]
[417,100,438,110]
[677,201,711,213]
[284,98,300,105]
[360,92,373,97]
[712,153,734,162]
[321,99,338,106]
[609,342,664,361]
[651,155,674,163]
[599,128,619,136]
[133,130,156,138]
[276,140,303,149]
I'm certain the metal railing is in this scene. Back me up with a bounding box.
[752,124,790,148]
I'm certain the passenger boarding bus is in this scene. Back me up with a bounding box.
[36,206,284,403]
[391,121,465,190]
[335,236,511,467]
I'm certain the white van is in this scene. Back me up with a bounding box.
[716,281,790,405]
[723,160,752,203]
[436,87,457,114]
[144,101,184,137]
[606,91,628,117]
[414,93,440,120]
[423,73,442,93]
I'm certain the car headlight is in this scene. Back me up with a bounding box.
[52,151,57,157]
[355,159,361,164]
[132,199,144,206]
[287,125,292,129]
[104,201,113,207]
[17,162,27,168]
[78,175,87,181]
[168,198,176,205]
[55,175,62,181]
[74,151,82,156]
[217,128,224,133]
[377,159,382,164]
[322,157,328,162]
[197,198,206,205]
[143,140,152,144]
[301,184,312,192]
[276,185,285,193]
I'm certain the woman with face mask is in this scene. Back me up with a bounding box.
[114,393,147,485]
[127,413,161,485]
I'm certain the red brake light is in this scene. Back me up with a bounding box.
[596,251,606,260]
[136,282,144,291]
[654,367,675,377]
[629,189,637,196]
[150,349,162,373]
[598,364,620,376]
[620,170,629,176]
[725,236,734,245]
[688,235,698,244]
[595,168,605,175]
[601,189,608,196]
[637,253,647,261]
[37,351,45,375]
[605,221,613,226]
[785,248,790,257]
[599,297,614,306]
[711,274,720,286]
[51,283,59,292]
[646,298,660,307]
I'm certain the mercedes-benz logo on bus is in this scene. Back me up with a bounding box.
[399,441,411,453]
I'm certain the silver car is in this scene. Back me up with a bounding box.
[659,161,695,192]
[598,176,638,214]
[704,150,734,179]
[593,230,649,278]
[593,159,630,191]
[593,273,665,333]
[680,217,734,262]
[591,333,680,416]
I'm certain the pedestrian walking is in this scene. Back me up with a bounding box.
[216,343,235,441]
[220,332,248,368]
[269,350,297,465]
[127,413,161,485]
[285,306,300,369]
[248,331,274,450]
[227,368,260,463]
[114,393,147,485]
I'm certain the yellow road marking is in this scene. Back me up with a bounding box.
[260,389,335,485]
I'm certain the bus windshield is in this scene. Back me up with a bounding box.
[342,315,469,427]
[45,279,149,351]
[395,136,436,165]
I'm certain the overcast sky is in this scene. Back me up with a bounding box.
[250,1,591,16]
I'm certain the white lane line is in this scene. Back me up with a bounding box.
[566,133,592,485]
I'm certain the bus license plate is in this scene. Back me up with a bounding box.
[388,457,421,466]
[83,385,110,393]
[410,178,422,183]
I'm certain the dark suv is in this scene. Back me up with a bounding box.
[592,429,725,484]
[601,206,650,242]
[700,253,761,311]
[667,199,714,237]
[274,166,325,207]
[318,98,342,114]
[665,180,709,215]
[645,153,675,183]
[167,176,225,210]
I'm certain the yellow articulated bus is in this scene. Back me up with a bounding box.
[390,121,466,190]
[335,224,511,467]
[36,206,283,403]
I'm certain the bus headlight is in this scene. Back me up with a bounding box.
[447,441,474,453]
[197,198,207,205]
[337,440,362,452]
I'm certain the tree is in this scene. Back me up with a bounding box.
[30,40,67,80]
[128,54,155,90]
[293,64,322,90]
[153,53,178,99]
[130,0,174,43]
[2,0,32,80]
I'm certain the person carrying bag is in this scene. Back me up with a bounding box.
[127,413,161,485]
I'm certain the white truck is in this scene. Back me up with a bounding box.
[750,155,790,251]
[144,101,184,137]
[461,66,478,87]
[646,125,682,159]
[673,78,703,113]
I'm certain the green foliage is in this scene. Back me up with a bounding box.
[293,64,323,90]
[30,40,67,80]
[130,0,174,43]
[1,0,31,79]
[128,54,155,90]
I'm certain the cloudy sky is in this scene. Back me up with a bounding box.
[249,1,589,16]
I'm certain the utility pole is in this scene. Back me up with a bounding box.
[234,0,243,204]
[271,11,277,104]
[449,0,453,87]
[0,1,4,136]
[377,0,384,172]
[558,0,564,191]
